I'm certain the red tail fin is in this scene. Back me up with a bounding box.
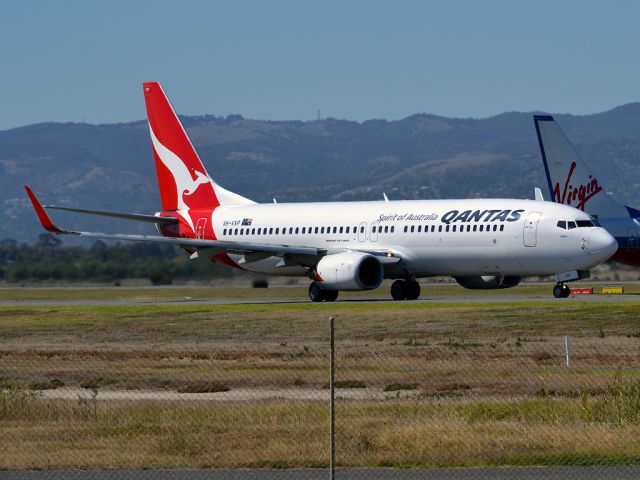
[143,82,218,211]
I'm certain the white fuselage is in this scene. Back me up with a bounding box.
[201,198,616,278]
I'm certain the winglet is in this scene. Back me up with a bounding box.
[24,185,65,234]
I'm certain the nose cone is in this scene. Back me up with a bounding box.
[588,228,618,261]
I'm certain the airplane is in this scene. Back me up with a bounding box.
[534,115,640,267]
[24,82,617,301]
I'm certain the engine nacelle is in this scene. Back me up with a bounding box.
[316,252,384,291]
[454,275,522,290]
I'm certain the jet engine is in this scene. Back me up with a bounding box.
[316,252,384,291]
[454,275,522,290]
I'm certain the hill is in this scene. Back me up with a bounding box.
[1,105,639,242]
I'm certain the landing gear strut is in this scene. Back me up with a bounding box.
[308,282,339,302]
[391,279,421,301]
[553,283,571,299]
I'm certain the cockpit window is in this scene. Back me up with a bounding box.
[567,221,577,229]
[557,221,567,229]
[576,220,595,228]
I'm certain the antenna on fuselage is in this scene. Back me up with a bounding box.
[273,198,277,204]
[383,193,389,202]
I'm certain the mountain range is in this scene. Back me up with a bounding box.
[1,104,639,242]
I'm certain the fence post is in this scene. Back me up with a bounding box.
[329,316,335,480]
[565,335,571,367]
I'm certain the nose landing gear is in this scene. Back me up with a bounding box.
[553,283,571,298]
[391,279,421,300]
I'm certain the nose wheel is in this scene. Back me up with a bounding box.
[553,283,571,298]
[391,279,421,300]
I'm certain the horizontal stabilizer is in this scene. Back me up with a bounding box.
[44,205,178,225]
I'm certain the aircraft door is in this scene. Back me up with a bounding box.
[195,217,207,239]
[628,227,639,248]
[370,223,379,242]
[523,212,541,247]
[358,222,367,242]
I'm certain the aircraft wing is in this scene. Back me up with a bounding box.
[25,185,321,259]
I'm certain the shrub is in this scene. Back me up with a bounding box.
[252,278,269,288]
[177,382,231,393]
[384,382,419,392]
[323,380,367,389]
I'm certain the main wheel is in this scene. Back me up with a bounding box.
[309,282,326,302]
[405,280,421,300]
[553,283,564,299]
[391,280,407,300]
[561,284,571,298]
[324,290,339,302]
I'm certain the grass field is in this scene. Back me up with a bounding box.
[2,287,640,469]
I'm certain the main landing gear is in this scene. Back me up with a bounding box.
[553,283,571,299]
[391,279,421,301]
[308,282,339,302]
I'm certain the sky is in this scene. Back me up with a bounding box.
[1,0,639,131]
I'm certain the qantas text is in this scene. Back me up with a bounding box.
[440,209,525,225]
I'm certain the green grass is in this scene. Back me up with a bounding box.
[1,282,639,302]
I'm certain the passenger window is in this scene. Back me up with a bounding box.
[339,227,343,234]
[223,229,227,235]
[346,227,350,234]
[384,226,389,233]
[315,227,319,234]
[391,226,395,233]
[493,225,498,232]
[417,225,422,233]
[431,225,435,233]
[568,221,576,229]
[452,225,456,232]
[410,225,415,233]
[294,227,298,234]
[500,225,504,232]
[275,228,279,234]
[251,228,255,235]
[446,225,450,232]
[333,227,337,234]
[302,227,306,234]
[438,225,442,232]
[360,226,364,233]
[404,226,408,233]
[479,225,483,232]
[372,226,377,233]
[473,225,477,232]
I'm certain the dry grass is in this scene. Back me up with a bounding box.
[4,394,640,469]
[2,299,640,469]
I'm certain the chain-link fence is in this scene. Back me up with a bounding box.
[2,300,640,479]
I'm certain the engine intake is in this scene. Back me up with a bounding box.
[316,252,383,291]
[454,275,522,290]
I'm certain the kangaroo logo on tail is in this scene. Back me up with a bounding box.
[149,126,212,208]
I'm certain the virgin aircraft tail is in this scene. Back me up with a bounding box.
[143,81,254,212]
[533,115,631,220]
